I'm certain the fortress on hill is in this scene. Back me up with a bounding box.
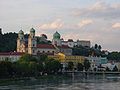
[17,28,91,56]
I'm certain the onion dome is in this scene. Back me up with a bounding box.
[53,31,60,39]
[30,28,35,33]
[41,34,47,39]
[19,30,24,34]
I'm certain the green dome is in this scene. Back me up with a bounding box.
[53,31,60,39]
[30,28,35,33]
[19,30,24,34]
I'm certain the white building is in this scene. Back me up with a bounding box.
[86,56,108,71]
[76,40,91,47]
[62,39,91,48]
[0,52,24,62]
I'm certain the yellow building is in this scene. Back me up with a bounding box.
[48,53,85,64]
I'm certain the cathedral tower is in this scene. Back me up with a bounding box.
[52,31,61,46]
[17,30,26,52]
[28,28,37,55]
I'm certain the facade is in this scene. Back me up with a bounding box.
[48,53,85,70]
[76,40,91,47]
[17,30,27,52]
[0,52,24,62]
[36,44,56,55]
[62,39,91,48]
[86,56,108,71]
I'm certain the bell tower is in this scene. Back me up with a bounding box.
[17,30,25,52]
[28,28,37,55]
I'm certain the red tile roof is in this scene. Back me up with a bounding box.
[37,44,70,49]
[37,44,55,49]
[0,52,24,56]
[60,45,70,49]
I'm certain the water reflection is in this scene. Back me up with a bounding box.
[0,74,120,90]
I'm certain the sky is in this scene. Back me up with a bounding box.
[0,0,120,51]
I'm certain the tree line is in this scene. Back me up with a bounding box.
[0,53,92,78]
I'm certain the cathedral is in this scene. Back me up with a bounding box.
[17,28,72,55]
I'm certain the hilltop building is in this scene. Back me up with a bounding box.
[17,28,72,56]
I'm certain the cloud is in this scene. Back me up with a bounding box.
[77,19,93,28]
[39,19,63,30]
[112,23,120,28]
[89,1,109,11]
[72,1,120,19]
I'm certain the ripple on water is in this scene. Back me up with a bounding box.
[0,75,120,90]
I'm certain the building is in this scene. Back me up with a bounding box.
[76,40,91,47]
[48,53,85,70]
[62,39,91,48]
[86,56,108,71]
[17,28,72,56]
[0,52,24,62]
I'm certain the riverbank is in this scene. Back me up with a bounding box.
[0,74,70,85]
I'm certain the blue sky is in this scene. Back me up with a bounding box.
[0,0,120,51]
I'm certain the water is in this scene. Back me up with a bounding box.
[0,74,120,90]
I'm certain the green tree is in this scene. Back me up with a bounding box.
[68,62,74,71]
[112,65,118,72]
[106,67,111,71]
[94,44,98,49]
[77,63,84,71]
[83,59,91,71]
[18,53,37,62]
[0,61,13,78]
[98,45,102,51]
[44,58,61,74]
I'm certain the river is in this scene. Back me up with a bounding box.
[0,74,120,90]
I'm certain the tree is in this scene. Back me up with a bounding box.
[112,65,118,72]
[83,59,91,71]
[44,58,62,74]
[77,63,84,71]
[0,61,13,78]
[98,45,102,51]
[18,53,37,63]
[37,54,48,63]
[106,67,111,71]
[94,44,98,49]
[107,52,120,61]
[68,62,74,71]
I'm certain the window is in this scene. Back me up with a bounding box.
[33,44,35,47]
[33,50,35,53]
[43,51,45,53]
[52,51,54,53]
